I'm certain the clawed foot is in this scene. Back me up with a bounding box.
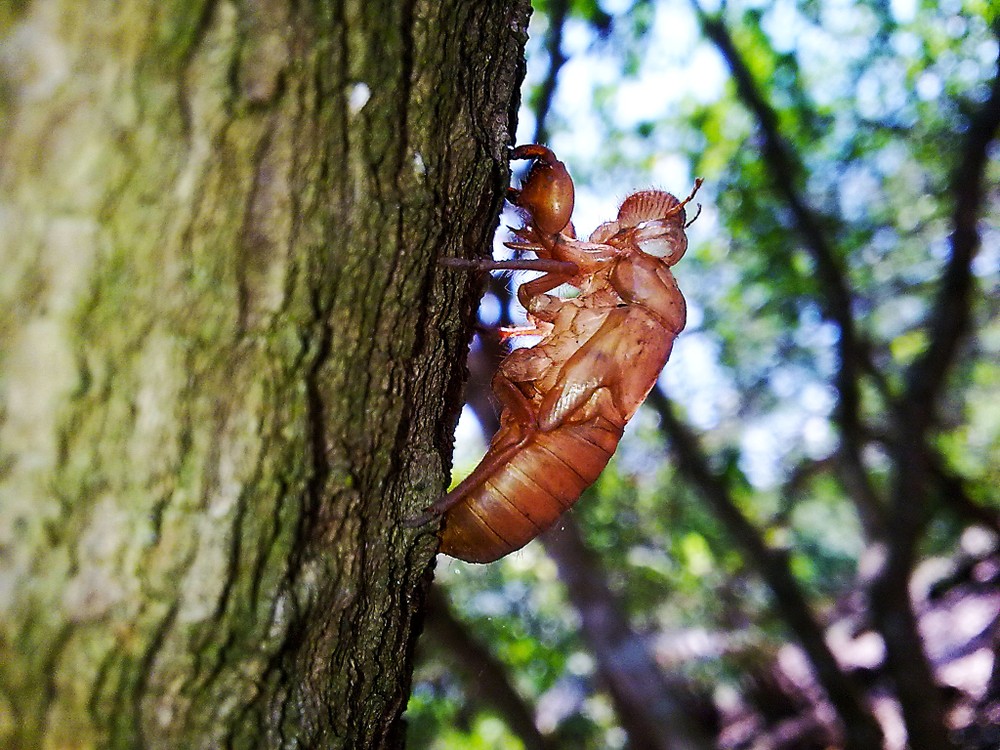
[403,507,439,528]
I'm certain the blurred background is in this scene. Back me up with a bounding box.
[406,1,999,748]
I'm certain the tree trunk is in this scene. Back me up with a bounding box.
[0,1,530,748]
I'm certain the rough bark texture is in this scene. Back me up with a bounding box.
[0,1,531,748]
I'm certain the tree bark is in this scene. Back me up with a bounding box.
[0,1,530,748]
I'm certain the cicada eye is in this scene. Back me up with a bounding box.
[634,221,687,263]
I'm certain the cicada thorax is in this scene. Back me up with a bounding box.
[438,390,625,564]
[518,301,617,390]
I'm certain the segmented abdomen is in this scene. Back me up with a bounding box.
[440,415,624,563]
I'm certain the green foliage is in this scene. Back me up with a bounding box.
[407,689,531,750]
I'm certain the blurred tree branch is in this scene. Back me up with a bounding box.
[648,386,883,750]
[423,587,557,750]
[690,7,1000,750]
[866,427,1000,536]
[871,21,1000,750]
[906,17,1000,413]
[541,517,717,750]
[532,0,570,145]
[692,1,884,539]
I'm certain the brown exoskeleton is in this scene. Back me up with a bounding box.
[414,145,701,563]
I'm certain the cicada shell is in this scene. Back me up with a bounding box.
[415,145,700,563]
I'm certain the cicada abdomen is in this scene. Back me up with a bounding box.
[439,396,625,563]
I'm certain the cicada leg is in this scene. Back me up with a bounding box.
[440,255,579,319]
[498,325,548,340]
[405,374,541,526]
[439,256,577,276]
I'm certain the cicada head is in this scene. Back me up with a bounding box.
[611,190,689,264]
[617,190,685,229]
[630,220,688,264]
